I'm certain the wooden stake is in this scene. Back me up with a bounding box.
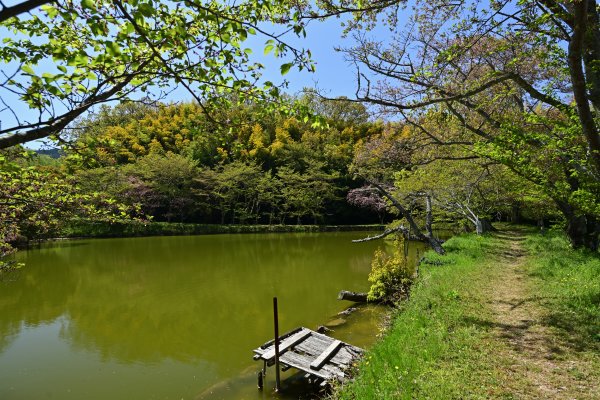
[273,297,281,392]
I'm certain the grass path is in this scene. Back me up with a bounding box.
[337,226,600,399]
[484,229,599,399]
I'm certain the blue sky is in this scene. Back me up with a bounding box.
[248,18,359,97]
[2,5,394,149]
[163,16,363,103]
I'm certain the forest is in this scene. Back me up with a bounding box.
[1,91,560,266]
[0,0,599,399]
[0,0,598,261]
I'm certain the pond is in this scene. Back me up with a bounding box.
[0,231,426,399]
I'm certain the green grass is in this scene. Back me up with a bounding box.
[525,231,600,350]
[336,227,600,399]
[336,233,505,399]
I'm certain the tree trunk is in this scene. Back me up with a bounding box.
[538,218,546,233]
[367,180,445,255]
[511,204,521,223]
[475,218,482,235]
[425,195,433,237]
[428,238,445,254]
[569,1,600,173]
[566,214,600,251]
[337,290,369,302]
[479,218,497,233]
[583,0,600,113]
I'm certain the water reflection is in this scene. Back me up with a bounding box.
[0,232,424,399]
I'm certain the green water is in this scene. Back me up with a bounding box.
[0,232,425,399]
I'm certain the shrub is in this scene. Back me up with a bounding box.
[367,239,415,303]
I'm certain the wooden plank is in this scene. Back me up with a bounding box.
[260,329,312,361]
[296,336,330,351]
[310,340,343,370]
[257,327,304,350]
[295,342,324,357]
[330,347,358,366]
[253,327,364,384]
[279,352,336,380]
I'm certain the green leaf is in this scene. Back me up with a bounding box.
[41,4,59,18]
[48,85,61,96]
[75,53,88,65]
[138,3,154,17]
[81,0,95,10]
[280,63,293,75]
[90,21,104,35]
[264,44,274,56]
[106,42,121,56]
[42,72,56,83]
[22,65,35,75]
[122,22,135,35]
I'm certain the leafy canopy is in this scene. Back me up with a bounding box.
[0,0,313,148]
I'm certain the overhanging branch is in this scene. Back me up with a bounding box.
[0,0,50,23]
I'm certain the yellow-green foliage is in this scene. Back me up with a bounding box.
[367,239,414,302]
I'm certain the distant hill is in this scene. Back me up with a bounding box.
[35,148,62,159]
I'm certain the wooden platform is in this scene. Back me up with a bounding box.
[253,327,364,383]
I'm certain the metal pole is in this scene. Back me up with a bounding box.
[273,297,281,392]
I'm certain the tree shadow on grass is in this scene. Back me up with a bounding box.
[462,315,566,357]
[492,233,528,242]
[539,293,600,353]
[494,295,546,311]
[464,293,600,356]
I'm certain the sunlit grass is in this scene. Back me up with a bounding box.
[336,233,505,399]
[525,231,600,348]
[336,227,600,399]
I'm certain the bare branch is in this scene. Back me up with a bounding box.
[0,0,50,23]
[352,226,404,242]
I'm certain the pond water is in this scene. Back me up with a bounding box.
[0,232,426,399]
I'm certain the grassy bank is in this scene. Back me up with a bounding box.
[525,232,600,351]
[336,227,600,399]
[59,220,383,239]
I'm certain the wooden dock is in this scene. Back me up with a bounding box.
[253,326,364,386]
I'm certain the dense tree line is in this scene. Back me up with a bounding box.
[2,0,598,255]
[332,0,600,250]
[0,93,569,269]
[0,96,389,268]
[55,96,390,226]
[0,148,140,270]
[346,115,559,254]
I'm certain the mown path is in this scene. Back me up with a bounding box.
[484,229,599,399]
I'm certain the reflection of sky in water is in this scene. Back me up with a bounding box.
[0,232,426,400]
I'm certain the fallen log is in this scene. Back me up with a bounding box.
[337,307,358,316]
[337,290,368,303]
[351,225,445,245]
[351,226,421,242]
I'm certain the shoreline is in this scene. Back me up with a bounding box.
[33,221,385,243]
[335,225,600,399]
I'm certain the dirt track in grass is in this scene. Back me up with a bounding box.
[483,229,599,399]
